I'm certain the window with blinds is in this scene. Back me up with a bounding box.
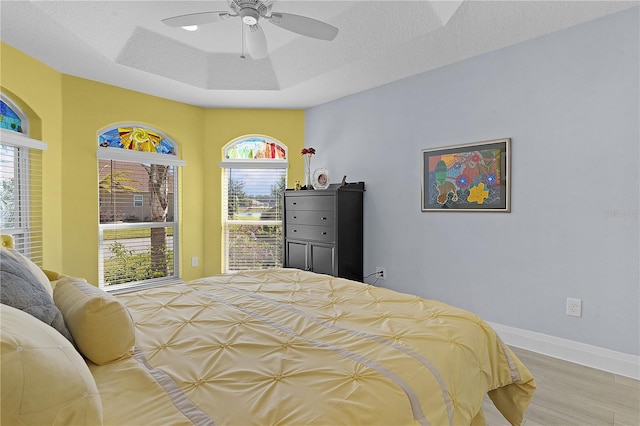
[220,136,288,273]
[0,98,46,266]
[97,126,183,289]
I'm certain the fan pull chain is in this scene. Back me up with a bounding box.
[240,23,246,59]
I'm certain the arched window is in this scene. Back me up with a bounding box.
[97,125,184,289]
[0,95,46,264]
[1,99,25,133]
[220,135,288,272]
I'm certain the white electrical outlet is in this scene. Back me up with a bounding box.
[191,257,198,267]
[375,266,386,280]
[566,298,582,317]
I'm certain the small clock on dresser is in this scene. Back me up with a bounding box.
[312,168,329,189]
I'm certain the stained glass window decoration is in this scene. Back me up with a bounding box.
[98,127,176,155]
[224,136,287,160]
[0,100,23,133]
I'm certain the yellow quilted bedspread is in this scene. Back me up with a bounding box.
[90,269,535,425]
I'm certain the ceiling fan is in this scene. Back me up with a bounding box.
[162,0,339,60]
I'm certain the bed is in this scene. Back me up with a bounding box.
[1,239,535,426]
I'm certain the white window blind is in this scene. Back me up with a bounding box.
[0,129,47,266]
[222,168,286,272]
[98,159,178,287]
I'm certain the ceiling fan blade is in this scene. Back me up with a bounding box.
[162,11,230,28]
[244,24,268,59]
[268,12,338,41]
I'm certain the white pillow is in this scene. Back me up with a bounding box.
[0,304,103,425]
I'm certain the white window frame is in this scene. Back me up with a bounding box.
[0,96,46,264]
[97,127,185,291]
[220,135,288,273]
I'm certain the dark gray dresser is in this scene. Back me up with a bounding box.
[283,182,364,281]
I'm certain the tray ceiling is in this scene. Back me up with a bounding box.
[1,1,637,108]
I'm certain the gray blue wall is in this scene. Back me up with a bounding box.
[305,7,639,356]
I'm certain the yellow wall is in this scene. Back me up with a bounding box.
[1,42,305,285]
[59,75,206,283]
[203,109,304,276]
[1,43,64,272]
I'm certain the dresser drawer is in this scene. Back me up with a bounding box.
[286,224,334,243]
[285,210,335,226]
[285,195,334,211]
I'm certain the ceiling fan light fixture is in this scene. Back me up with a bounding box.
[162,1,338,60]
[240,8,260,26]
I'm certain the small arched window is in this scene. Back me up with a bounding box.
[97,125,184,289]
[0,99,25,133]
[223,136,287,161]
[220,135,288,273]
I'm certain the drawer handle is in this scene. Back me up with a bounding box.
[293,216,297,219]
[321,217,327,220]
[293,229,298,232]
[292,202,297,205]
[321,232,327,235]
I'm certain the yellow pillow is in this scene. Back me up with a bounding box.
[0,304,103,425]
[53,276,136,366]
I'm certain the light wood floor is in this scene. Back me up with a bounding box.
[482,347,640,426]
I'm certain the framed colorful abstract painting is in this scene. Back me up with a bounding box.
[421,138,510,212]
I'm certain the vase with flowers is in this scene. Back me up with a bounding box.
[301,147,316,189]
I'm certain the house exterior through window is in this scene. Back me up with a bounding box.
[97,126,184,289]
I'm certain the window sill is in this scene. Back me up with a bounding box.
[103,277,183,294]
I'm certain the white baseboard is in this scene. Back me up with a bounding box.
[488,322,640,380]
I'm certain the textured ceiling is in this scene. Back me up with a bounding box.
[1,1,637,109]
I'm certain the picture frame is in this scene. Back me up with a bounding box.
[421,138,510,212]
[312,168,330,190]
